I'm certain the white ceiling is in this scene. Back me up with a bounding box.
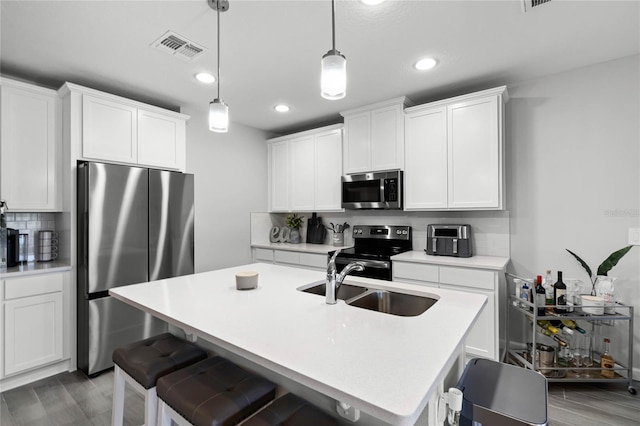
[1,0,639,135]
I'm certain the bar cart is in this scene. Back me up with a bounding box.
[505,273,636,394]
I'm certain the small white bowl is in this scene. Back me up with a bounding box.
[581,295,605,315]
[236,271,258,290]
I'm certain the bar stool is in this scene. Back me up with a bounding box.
[243,393,338,426]
[157,356,277,426]
[111,333,208,426]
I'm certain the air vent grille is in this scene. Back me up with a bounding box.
[151,31,205,61]
[522,0,552,12]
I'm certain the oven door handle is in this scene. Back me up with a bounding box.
[335,258,390,269]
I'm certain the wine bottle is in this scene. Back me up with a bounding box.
[550,320,575,337]
[535,324,568,347]
[544,269,554,312]
[537,320,560,335]
[535,275,546,317]
[554,271,567,313]
[560,319,587,334]
[600,338,615,378]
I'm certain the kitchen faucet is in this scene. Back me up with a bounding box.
[326,249,364,305]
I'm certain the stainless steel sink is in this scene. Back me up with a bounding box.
[347,290,437,317]
[298,281,368,300]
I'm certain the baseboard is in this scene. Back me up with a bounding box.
[0,359,71,392]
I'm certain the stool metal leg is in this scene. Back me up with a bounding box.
[111,365,126,426]
[144,386,158,426]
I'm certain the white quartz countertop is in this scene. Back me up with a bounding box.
[251,242,351,254]
[392,251,510,271]
[1,260,71,278]
[110,263,486,426]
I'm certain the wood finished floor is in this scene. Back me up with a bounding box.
[0,370,638,425]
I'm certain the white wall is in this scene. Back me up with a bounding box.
[507,54,640,375]
[184,106,269,272]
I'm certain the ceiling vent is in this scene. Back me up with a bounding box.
[522,0,552,13]
[151,31,206,61]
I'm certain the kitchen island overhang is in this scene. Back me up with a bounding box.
[109,263,487,426]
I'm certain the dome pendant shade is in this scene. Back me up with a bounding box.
[321,50,346,100]
[209,99,229,133]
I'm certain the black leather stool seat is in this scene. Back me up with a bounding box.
[243,393,338,426]
[112,333,207,389]
[157,356,277,426]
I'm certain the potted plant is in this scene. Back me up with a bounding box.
[566,245,633,297]
[285,213,304,244]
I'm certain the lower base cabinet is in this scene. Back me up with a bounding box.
[393,261,503,361]
[253,248,327,271]
[2,272,66,378]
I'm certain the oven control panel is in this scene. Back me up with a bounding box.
[352,225,411,241]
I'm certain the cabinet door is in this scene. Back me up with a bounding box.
[82,94,138,164]
[440,284,496,360]
[0,84,59,210]
[404,107,448,210]
[447,96,501,209]
[138,109,185,170]
[315,130,343,211]
[268,141,290,212]
[289,136,316,211]
[371,105,403,171]
[343,112,371,174]
[4,292,63,376]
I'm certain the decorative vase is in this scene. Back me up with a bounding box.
[289,228,301,244]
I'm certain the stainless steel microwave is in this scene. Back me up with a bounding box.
[342,170,403,210]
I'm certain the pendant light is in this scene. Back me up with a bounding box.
[208,0,229,132]
[321,0,346,100]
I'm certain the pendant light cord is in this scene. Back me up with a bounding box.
[217,3,221,100]
[331,0,336,52]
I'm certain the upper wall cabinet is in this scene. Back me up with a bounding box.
[341,97,413,174]
[0,78,61,211]
[404,86,508,211]
[59,83,189,171]
[268,124,343,213]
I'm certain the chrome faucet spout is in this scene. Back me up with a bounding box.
[326,249,364,305]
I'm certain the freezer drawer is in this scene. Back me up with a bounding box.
[79,296,167,376]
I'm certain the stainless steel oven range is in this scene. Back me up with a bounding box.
[330,225,412,281]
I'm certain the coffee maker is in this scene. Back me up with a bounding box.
[6,228,19,267]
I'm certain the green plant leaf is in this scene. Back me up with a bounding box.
[566,249,593,280]
[596,245,633,276]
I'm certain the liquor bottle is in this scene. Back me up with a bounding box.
[553,271,567,313]
[600,338,615,378]
[535,275,546,317]
[544,269,554,312]
[520,280,530,309]
[560,319,587,334]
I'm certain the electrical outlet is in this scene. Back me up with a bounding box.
[628,228,640,245]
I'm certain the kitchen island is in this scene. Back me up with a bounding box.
[109,263,486,426]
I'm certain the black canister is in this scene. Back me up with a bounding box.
[6,228,19,267]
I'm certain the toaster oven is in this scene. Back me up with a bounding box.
[425,224,472,258]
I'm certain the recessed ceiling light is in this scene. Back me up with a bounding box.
[414,57,438,71]
[360,0,385,5]
[195,72,215,83]
[274,104,290,113]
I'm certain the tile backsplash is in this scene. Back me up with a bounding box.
[4,212,58,262]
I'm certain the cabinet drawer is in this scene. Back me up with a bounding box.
[4,273,64,300]
[439,266,495,291]
[299,253,327,269]
[393,262,439,283]
[254,248,274,262]
[274,250,300,265]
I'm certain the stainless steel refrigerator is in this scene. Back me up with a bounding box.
[77,161,194,376]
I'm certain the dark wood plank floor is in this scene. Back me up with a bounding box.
[1,370,638,425]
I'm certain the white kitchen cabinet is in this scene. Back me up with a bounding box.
[60,83,189,171]
[267,124,343,212]
[404,86,507,211]
[2,273,65,377]
[341,97,412,174]
[392,260,503,361]
[0,78,61,211]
